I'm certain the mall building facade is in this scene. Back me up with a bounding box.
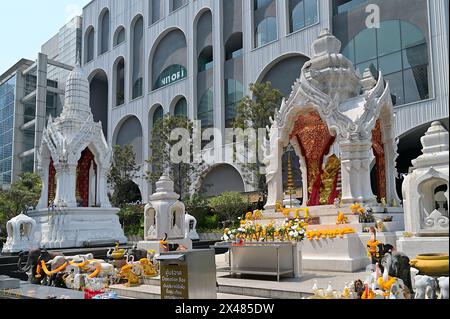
[2,1,448,201]
[79,0,448,201]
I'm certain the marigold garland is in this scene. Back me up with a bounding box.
[88,263,101,279]
[40,260,68,276]
[306,228,355,240]
[69,260,90,268]
[377,276,397,292]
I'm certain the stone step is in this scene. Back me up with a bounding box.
[217,282,311,299]
[109,284,265,299]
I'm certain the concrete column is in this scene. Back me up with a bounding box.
[213,0,225,162]
[11,71,26,183]
[278,0,288,38]
[34,53,48,171]
[188,4,196,119]
[242,0,253,96]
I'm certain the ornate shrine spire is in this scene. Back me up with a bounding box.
[61,65,93,122]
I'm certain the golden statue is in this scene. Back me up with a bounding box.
[319,155,341,205]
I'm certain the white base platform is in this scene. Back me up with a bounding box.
[300,234,370,272]
[396,236,449,259]
[28,208,127,249]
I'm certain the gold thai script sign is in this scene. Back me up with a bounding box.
[160,264,189,299]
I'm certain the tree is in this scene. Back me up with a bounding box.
[107,144,141,208]
[147,114,198,199]
[0,173,42,239]
[233,82,283,202]
[209,192,249,228]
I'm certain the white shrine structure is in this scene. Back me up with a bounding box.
[397,121,449,258]
[258,30,405,272]
[263,29,400,211]
[2,214,38,253]
[3,65,127,252]
[138,175,192,253]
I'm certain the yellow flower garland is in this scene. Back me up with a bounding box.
[306,228,355,240]
[378,276,397,292]
[69,260,90,268]
[88,263,102,279]
[40,260,68,276]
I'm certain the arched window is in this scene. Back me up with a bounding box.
[151,29,188,91]
[131,16,144,99]
[255,17,277,47]
[114,58,125,106]
[85,27,95,63]
[225,79,244,128]
[198,89,214,129]
[115,116,144,164]
[174,98,188,117]
[99,9,110,55]
[113,26,125,46]
[289,0,318,33]
[89,70,108,138]
[153,105,164,125]
[225,33,243,61]
[198,46,213,72]
[342,20,430,106]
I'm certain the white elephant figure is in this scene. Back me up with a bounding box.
[415,275,438,299]
[47,256,67,270]
[410,267,420,290]
[438,277,449,299]
[88,261,115,278]
[67,253,94,262]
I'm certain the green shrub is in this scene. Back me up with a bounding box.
[118,204,144,237]
[209,192,249,228]
[183,193,210,222]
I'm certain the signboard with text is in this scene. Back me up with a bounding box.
[155,65,187,90]
[160,264,189,299]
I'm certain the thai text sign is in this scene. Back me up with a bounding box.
[161,264,189,299]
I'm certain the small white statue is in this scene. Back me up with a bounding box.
[185,213,199,241]
[415,275,438,299]
[2,213,38,253]
[438,277,449,299]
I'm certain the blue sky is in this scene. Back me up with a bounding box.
[0,0,91,75]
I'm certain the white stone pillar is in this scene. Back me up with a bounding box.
[340,139,377,204]
[97,167,112,208]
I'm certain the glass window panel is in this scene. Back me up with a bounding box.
[403,66,429,104]
[401,21,426,49]
[255,0,272,10]
[355,59,378,74]
[342,40,355,64]
[403,43,428,69]
[379,52,402,75]
[291,0,305,33]
[174,98,188,117]
[354,27,377,64]
[304,0,318,26]
[377,20,401,56]
[255,17,277,47]
[384,72,404,106]
[153,106,164,124]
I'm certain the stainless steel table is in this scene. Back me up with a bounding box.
[217,242,295,282]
